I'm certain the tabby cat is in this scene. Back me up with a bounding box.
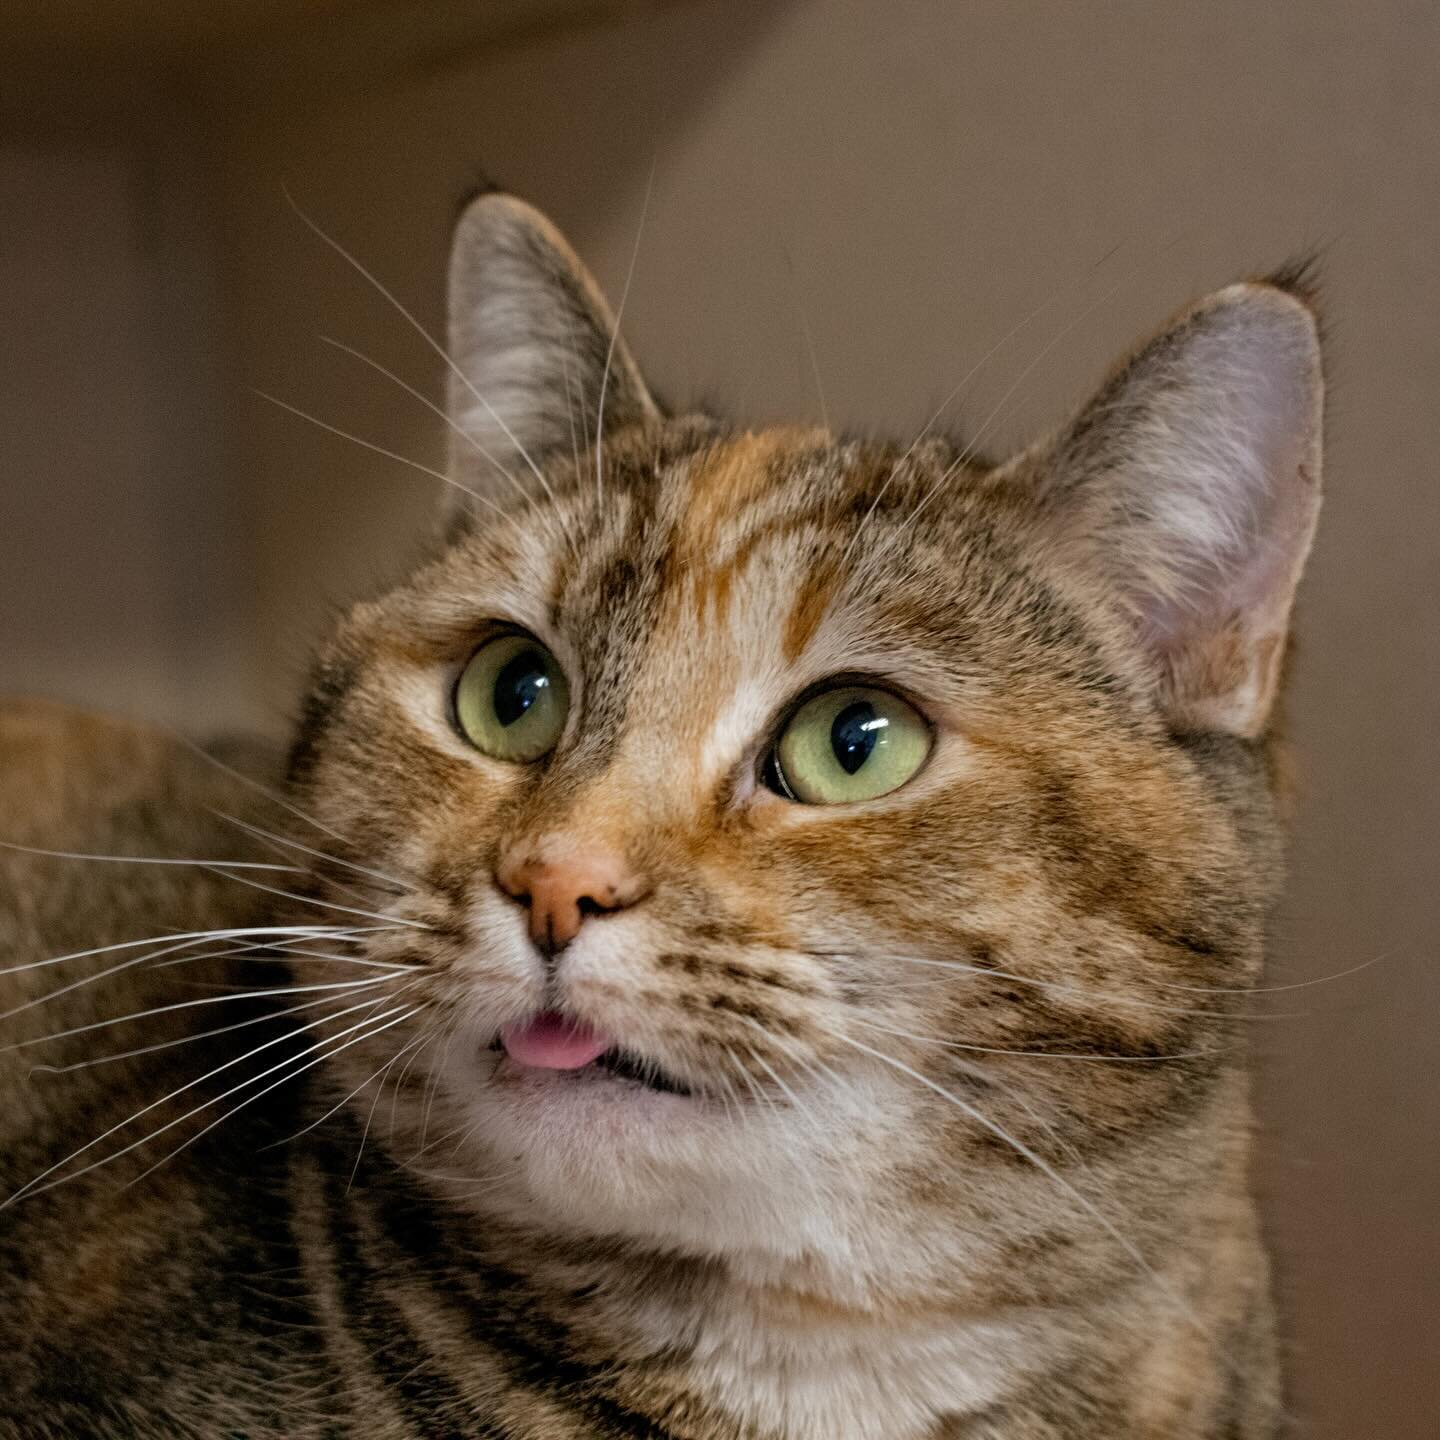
[0,194,1324,1438]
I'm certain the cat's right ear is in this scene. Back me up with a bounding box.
[445,193,660,510]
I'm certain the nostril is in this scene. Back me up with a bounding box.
[496,851,648,956]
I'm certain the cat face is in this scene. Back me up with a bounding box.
[285,197,1321,1294]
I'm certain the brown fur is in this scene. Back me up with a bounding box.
[0,196,1324,1437]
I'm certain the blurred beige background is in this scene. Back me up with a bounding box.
[2,2,1436,1432]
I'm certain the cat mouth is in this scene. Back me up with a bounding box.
[491,1012,693,1097]
[590,1047,693,1096]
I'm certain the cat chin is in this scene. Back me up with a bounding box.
[428,1067,841,1255]
[415,1053,946,1284]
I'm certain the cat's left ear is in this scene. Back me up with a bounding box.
[1023,278,1323,738]
[445,192,660,503]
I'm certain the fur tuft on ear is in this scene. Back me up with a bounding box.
[445,194,659,508]
[1031,280,1324,738]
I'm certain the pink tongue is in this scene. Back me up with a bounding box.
[500,1012,612,1070]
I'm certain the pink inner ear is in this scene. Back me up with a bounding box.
[1060,286,1323,736]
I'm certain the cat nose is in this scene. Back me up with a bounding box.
[496,849,647,956]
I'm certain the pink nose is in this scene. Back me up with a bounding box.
[496,849,647,955]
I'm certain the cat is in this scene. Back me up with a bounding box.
[0,192,1323,1438]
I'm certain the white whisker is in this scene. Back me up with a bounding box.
[0,924,369,981]
[121,1003,426,1196]
[346,1031,426,1193]
[594,159,655,505]
[0,838,301,873]
[4,963,412,1058]
[200,866,429,931]
[1149,948,1396,997]
[741,1042,834,1154]
[830,1029,1207,1337]
[253,389,496,513]
[316,335,576,557]
[170,733,356,850]
[25,988,389,1073]
[882,272,1133,552]
[209,810,410,894]
[838,241,1125,573]
[852,1014,1216,1064]
[223,949,419,973]
[781,249,831,434]
[281,188,558,523]
[869,952,1292,1021]
[1,991,415,1209]
[0,934,267,1025]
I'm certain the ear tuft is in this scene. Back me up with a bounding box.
[1036,282,1324,738]
[1258,252,1323,312]
[445,194,659,508]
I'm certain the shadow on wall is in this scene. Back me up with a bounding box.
[225,0,798,733]
[0,0,794,735]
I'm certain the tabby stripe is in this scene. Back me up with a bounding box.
[363,1170,679,1439]
[325,1167,501,1439]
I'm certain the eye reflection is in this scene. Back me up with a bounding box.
[768,685,931,805]
[454,633,570,762]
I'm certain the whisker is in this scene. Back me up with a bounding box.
[594,158,655,505]
[209,810,410,894]
[253,389,497,513]
[170,733,357,851]
[878,270,1134,557]
[830,1029,1208,1336]
[264,1019,429,1152]
[144,929,407,973]
[852,1015,1217,1064]
[405,1117,475,1164]
[722,1048,769,1128]
[0,838,301,873]
[316,336,576,557]
[863,952,1300,1021]
[741,1042,834,1154]
[216,949,420,973]
[1148,948,1397,997]
[0,934,277,1025]
[779,244,831,433]
[200,866,430,931]
[4,962,412,1058]
[838,240,1125,572]
[281,188,559,521]
[389,1023,442,1137]
[419,1010,464,1152]
[25,987,390,1073]
[706,1056,738,1124]
[121,1003,426,1196]
[346,1031,427,1193]
[1,991,416,1209]
[0,923,371,981]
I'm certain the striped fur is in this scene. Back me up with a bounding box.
[0,197,1324,1437]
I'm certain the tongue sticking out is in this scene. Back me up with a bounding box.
[500,1012,612,1071]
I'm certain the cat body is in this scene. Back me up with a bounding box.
[0,195,1321,1438]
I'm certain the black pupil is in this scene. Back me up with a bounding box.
[493,649,549,728]
[831,700,884,775]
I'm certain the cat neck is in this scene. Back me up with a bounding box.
[306,1137,1056,1439]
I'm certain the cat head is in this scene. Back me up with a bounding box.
[286,195,1321,1297]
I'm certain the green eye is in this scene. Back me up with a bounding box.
[453,633,570,762]
[770,686,931,805]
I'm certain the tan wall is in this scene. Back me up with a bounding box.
[0,121,257,732]
[5,1,1438,1432]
